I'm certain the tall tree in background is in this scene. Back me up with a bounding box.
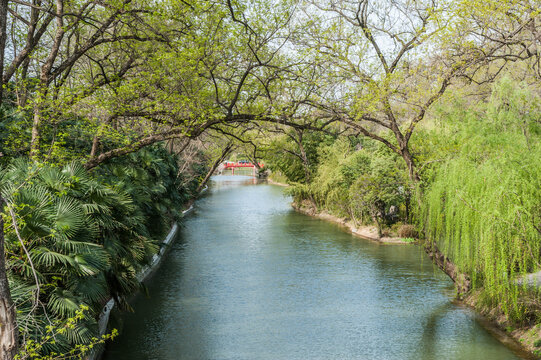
[293,0,540,182]
[284,0,540,293]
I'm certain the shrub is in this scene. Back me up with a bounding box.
[398,224,418,238]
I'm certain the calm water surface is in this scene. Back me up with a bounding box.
[104,176,525,360]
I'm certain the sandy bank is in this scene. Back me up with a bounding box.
[291,200,413,245]
[266,178,289,187]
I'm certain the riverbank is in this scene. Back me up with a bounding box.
[289,198,540,359]
[266,178,289,187]
[89,222,180,360]
[291,200,413,245]
[269,180,411,245]
[463,292,541,358]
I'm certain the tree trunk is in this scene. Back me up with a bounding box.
[370,206,382,238]
[404,192,411,223]
[30,0,64,159]
[14,1,45,107]
[90,135,100,158]
[298,142,311,183]
[401,146,420,183]
[16,58,30,107]
[195,144,233,194]
[295,131,312,183]
[30,106,42,159]
[373,216,382,238]
[0,197,19,360]
[0,0,8,103]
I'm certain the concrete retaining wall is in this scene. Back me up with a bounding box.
[87,222,180,360]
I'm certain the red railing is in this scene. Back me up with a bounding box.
[223,161,264,168]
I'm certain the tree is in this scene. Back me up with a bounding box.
[0,0,300,358]
[292,0,540,182]
[77,0,314,170]
[281,0,540,293]
[0,196,18,360]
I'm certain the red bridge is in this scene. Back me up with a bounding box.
[223,161,264,169]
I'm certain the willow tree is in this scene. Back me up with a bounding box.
[422,77,541,320]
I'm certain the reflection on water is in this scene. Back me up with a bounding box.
[104,176,527,360]
[220,168,259,177]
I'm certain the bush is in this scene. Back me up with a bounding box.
[0,144,206,356]
[398,224,418,238]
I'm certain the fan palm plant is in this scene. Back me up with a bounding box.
[0,160,158,354]
[0,143,204,356]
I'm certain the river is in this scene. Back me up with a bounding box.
[104,176,527,360]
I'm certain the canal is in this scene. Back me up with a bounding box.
[104,176,526,360]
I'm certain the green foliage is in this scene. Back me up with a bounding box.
[1,160,140,353]
[348,150,409,233]
[268,170,289,185]
[0,104,32,163]
[266,131,336,183]
[283,137,410,233]
[15,305,118,360]
[96,146,195,237]
[420,78,541,321]
[0,144,201,356]
[0,0,537,351]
